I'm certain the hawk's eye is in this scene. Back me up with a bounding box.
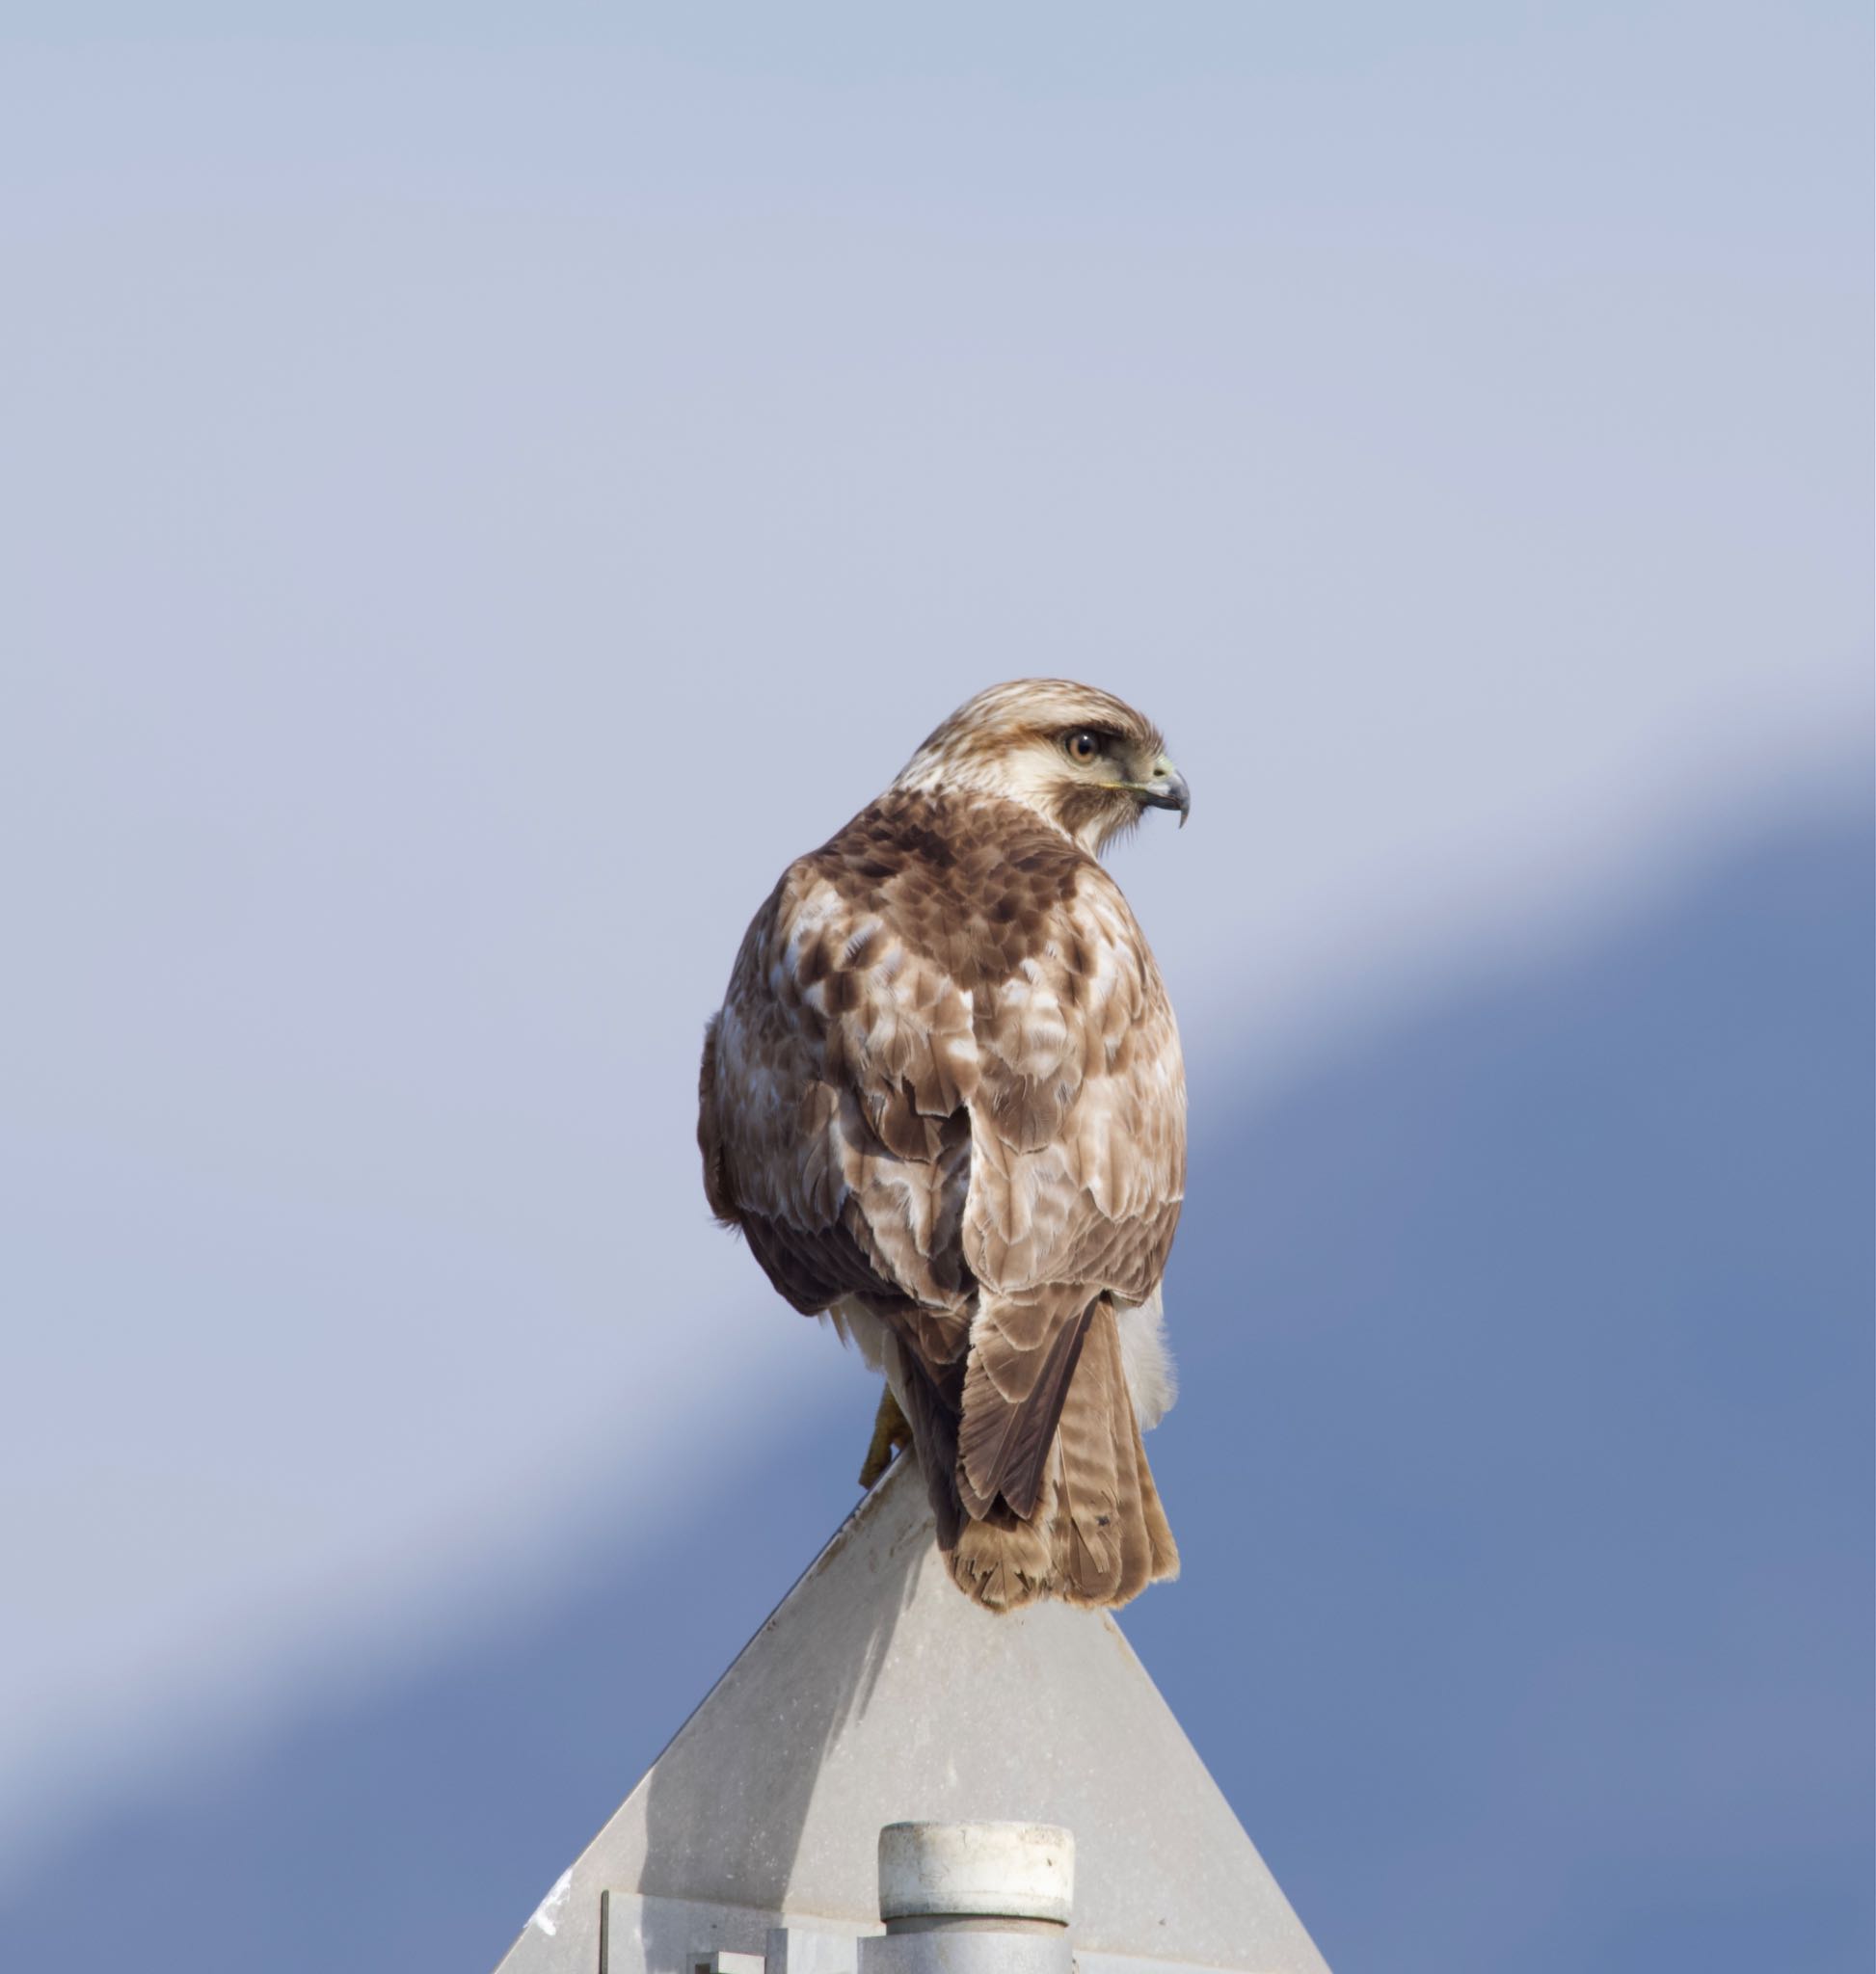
[1063,730,1102,765]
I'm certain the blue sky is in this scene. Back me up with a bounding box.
[0,3,1867,1950]
[4,789,1868,1974]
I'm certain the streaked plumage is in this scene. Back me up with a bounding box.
[697,680,1190,1609]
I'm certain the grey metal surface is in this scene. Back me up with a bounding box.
[861,1928,1071,1974]
[878,1823,1073,1926]
[767,1922,871,1974]
[603,1896,876,1974]
[495,1458,1328,1974]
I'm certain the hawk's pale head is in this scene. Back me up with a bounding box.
[892,679,1190,855]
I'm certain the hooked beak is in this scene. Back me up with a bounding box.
[1136,760,1191,827]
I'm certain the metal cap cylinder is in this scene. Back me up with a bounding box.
[877,1822,1075,1929]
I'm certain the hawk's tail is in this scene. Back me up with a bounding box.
[899,1297,1178,1612]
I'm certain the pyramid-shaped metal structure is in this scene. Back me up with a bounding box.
[493,1457,1328,1974]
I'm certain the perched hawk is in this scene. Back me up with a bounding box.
[697,680,1191,1610]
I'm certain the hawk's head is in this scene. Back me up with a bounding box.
[892,679,1190,854]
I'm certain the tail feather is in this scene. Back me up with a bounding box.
[935,1297,1178,1612]
[955,1299,1091,1520]
[1053,1298,1130,1600]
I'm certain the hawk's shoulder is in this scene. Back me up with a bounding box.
[803,787,1082,961]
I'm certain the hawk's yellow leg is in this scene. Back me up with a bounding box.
[858,1386,912,1489]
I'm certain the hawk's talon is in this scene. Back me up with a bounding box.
[858,1387,913,1489]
